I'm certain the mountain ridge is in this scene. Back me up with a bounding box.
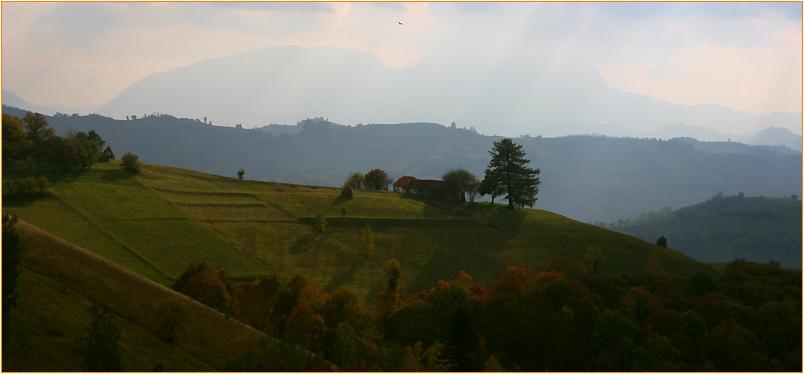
[95,45,802,137]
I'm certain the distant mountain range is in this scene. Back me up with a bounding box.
[645,123,802,151]
[605,195,802,268]
[4,105,799,223]
[751,127,802,151]
[87,46,800,138]
[2,89,96,116]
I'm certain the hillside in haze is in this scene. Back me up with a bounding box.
[605,195,802,268]
[96,46,801,138]
[5,106,800,223]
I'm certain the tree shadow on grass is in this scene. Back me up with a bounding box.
[101,168,133,182]
[3,194,43,208]
[477,205,527,233]
[324,255,370,292]
[397,193,468,218]
[331,195,350,206]
[289,234,315,254]
[289,230,331,254]
[407,205,526,292]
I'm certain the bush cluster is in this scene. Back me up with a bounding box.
[121,152,141,174]
[2,176,50,197]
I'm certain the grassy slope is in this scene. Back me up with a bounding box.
[608,196,802,268]
[7,269,213,371]
[7,161,710,302]
[5,221,318,371]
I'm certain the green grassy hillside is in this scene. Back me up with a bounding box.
[7,161,711,302]
[8,269,213,371]
[605,195,802,268]
[6,221,325,371]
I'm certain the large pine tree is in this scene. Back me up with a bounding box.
[484,138,540,208]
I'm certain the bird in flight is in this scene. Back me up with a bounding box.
[398,21,404,25]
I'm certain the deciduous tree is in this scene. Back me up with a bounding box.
[365,169,391,191]
[442,169,479,203]
[2,212,21,329]
[81,304,123,371]
[344,172,365,190]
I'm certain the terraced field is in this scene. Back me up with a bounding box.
[7,161,711,301]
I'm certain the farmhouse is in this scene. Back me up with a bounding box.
[393,176,459,200]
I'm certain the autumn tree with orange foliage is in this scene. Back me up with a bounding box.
[172,262,235,315]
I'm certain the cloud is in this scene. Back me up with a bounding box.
[2,2,800,116]
[594,8,802,114]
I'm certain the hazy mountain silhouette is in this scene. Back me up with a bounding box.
[6,105,799,223]
[645,123,731,142]
[644,123,802,151]
[750,127,802,151]
[2,89,96,116]
[2,89,30,110]
[97,46,801,138]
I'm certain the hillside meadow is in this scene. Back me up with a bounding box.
[6,161,709,302]
[6,221,327,371]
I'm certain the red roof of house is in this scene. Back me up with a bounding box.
[393,176,416,189]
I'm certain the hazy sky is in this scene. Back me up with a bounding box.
[3,2,801,115]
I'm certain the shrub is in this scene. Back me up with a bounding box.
[152,299,189,343]
[3,212,21,329]
[80,304,123,371]
[172,262,233,314]
[2,176,50,197]
[315,214,328,233]
[363,223,374,255]
[121,152,141,174]
[340,186,354,200]
[99,146,115,161]
[35,176,50,195]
